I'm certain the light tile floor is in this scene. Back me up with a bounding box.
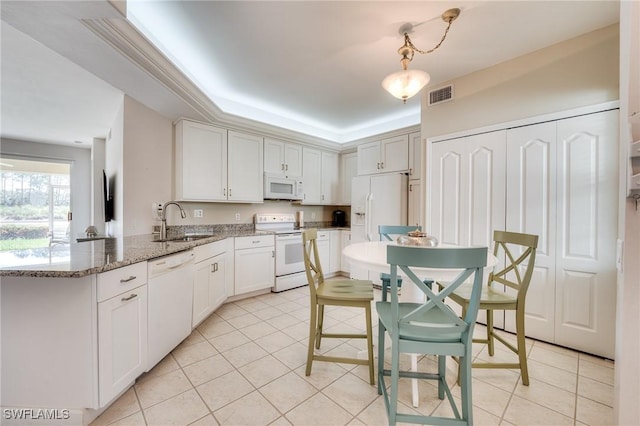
[90,284,615,426]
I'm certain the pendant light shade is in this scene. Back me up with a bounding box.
[381,69,430,103]
[382,8,460,103]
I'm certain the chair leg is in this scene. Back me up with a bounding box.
[516,307,530,386]
[487,309,495,356]
[389,337,400,426]
[459,353,473,424]
[377,318,385,395]
[365,304,375,385]
[411,354,419,407]
[437,355,446,400]
[316,304,324,349]
[306,302,318,376]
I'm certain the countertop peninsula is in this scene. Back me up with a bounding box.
[0,224,350,278]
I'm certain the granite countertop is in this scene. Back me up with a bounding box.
[0,226,270,278]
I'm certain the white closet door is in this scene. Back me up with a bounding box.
[464,131,507,248]
[430,137,465,245]
[553,110,618,358]
[506,122,558,342]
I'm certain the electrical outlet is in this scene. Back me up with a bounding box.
[193,209,204,218]
[311,212,316,220]
[235,213,241,221]
[152,203,163,221]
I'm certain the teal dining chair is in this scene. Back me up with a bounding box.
[377,245,487,425]
[378,225,432,302]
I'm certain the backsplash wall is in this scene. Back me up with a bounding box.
[161,200,350,227]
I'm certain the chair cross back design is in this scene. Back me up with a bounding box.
[302,228,375,385]
[377,245,487,425]
[378,225,432,301]
[445,230,538,386]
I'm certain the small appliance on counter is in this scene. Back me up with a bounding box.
[332,210,346,227]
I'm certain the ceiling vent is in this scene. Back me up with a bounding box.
[428,84,454,106]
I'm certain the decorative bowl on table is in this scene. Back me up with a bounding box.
[397,230,439,247]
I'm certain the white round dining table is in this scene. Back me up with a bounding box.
[343,240,498,302]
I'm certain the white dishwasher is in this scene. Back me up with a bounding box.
[147,250,195,370]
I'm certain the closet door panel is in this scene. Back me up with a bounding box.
[465,132,506,248]
[430,139,464,246]
[506,122,557,342]
[554,110,618,358]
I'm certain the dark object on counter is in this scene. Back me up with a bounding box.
[332,210,346,227]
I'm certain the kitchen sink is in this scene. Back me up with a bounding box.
[154,234,213,242]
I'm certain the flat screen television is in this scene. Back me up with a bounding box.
[103,170,114,222]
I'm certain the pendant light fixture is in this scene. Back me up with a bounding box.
[382,8,461,103]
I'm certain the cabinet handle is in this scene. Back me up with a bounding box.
[380,162,384,169]
[252,240,260,244]
[285,164,288,171]
[223,188,226,196]
[376,162,380,169]
[120,276,136,283]
[409,184,413,191]
[409,168,413,175]
[228,188,232,197]
[121,293,137,302]
[281,163,285,170]
[211,263,218,273]
[272,250,275,258]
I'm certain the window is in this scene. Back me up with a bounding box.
[0,157,71,251]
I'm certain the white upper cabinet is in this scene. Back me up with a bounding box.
[357,135,409,175]
[175,120,227,201]
[302,147,339,205]
[339,152,357,205]
[408,132,421,180]
[175,120,263,203]
[264,138,303,177]
[227,131,264,202]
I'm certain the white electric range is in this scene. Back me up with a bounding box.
[254,213,313,292]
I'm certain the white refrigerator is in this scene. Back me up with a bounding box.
[350,173,408,280]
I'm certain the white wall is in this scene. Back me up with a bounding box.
[121,96,173,236]
[0,138,91,239]
[420,24,619,139]
[105,101,124,237]
[615,2,640,424]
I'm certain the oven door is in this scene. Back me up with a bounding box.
[275,233,305,276]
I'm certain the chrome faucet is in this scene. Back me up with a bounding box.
[160,201,186,240]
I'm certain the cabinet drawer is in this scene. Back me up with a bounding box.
[235,235,274,250]
[97,262,148,302]
[194,240,227,263]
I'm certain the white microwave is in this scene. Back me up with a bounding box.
[264,174,304,200]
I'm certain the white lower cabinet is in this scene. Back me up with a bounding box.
[234,235,275,295]
[192,241,228,327]
[328,230,341,274]
[97,262,148,407]
[98,284,148,406]
[340,230,351,273]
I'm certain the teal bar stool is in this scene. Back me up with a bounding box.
[377,244,487,425]
[378,225,432,301]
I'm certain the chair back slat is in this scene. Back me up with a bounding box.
[302,229,324,299]
[489,231,538,301]
[379,225,421,241]
[386,245,487,339]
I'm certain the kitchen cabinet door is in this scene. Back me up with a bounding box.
[234,236,275,295]
[98,284,148,407]
[340,152,357,205]
[175,120,227,201]
[357,135,409,175]
[380,134,409,173]
[302,147,322,204]
[408,180,421,227]
[340,230,351,273]
[192,252,227,327]
[408,132,421,179]
[227,130,264,202]
[357,141,382,175]
[264,139,302,177]
[321,151,339,204]
[328,230,341,274]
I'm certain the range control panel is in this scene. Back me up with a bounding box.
[254,213,296,224]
